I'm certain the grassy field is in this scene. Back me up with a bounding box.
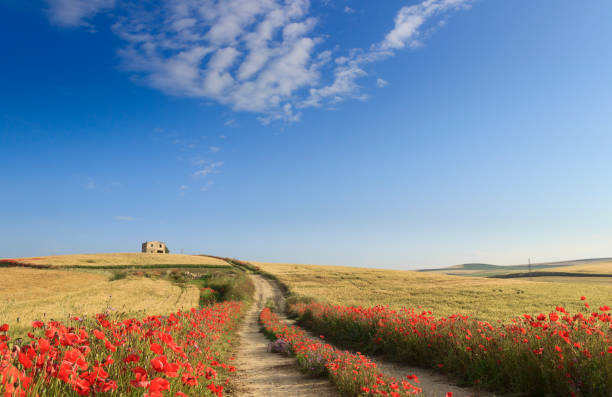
[254,262,612,322]
[419,263,572,277]
[0,252,234,337]
[0,267,201,337]
[545,260,612,274]
[9,252,229,267]
[421,258,612,277]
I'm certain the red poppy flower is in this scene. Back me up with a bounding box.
[123,353,140,363]
[148,377,171,393]
[150,343,164,355]
[181,372,198,386]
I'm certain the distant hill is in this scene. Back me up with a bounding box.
[419,258,612,277]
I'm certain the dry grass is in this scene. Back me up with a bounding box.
[545,261,612,274]
[527,276,612,284]
[421,268,499,276]
[10,253,228,267]
[254,262,612,322]
[0,267,199,336]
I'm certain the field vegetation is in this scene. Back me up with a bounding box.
[289,300,611,396]
[0,268,201,338]
[0,254,246,339]
[421,259,612,277]
[253,261,611,396]
[254,262,612,325]
[546,261,612,274]
[0,253,255,396]
[2,253,609,396]
[260,307,423,396]
[0,301,243,396]
[9,253,229,268]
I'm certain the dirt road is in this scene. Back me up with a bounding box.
[233,275,337,396]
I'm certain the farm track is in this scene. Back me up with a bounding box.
[233,275,338,396]
[239,275,497,397]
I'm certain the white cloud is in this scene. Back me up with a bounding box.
[376,78,388,88]
[47,0,470,121]
[302,61,366,107]
[344,6,355,14]
[209,146,221,153]
[302,0,470,108]
[46,0,115,27]
[381,0,470,50]
[114,216,135,221]
[112,0,321,122]
[193,161,224,177]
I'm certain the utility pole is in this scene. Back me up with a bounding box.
[528,258,532,276]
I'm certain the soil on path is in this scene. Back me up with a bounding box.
[233,275,337,397]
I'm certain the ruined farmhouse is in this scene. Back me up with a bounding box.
[141,241,168,254]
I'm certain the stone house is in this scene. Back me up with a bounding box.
[141,241,167,254]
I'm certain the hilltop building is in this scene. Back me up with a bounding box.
[141,241,168,254]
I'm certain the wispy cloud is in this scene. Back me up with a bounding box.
[380,0,470,50]
[193,161,224,178]
[376,78,388,88]
[114,215,135,221]
[46,0,470,121]
[209,146,221,153]
[46,0,115,27]
[301,0,470,108]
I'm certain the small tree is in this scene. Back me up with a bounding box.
[164,246,170,254]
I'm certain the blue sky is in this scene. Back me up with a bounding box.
[1,0,611,269]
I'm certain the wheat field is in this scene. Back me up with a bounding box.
[546,261,612,274]
[11,252,228,267]
[254,262,612,322]
[0,267,200,336]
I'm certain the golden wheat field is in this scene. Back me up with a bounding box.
[546,261,612,274]
[13,252,228,267]
[254,262,612,322]
[0,267,200,337]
